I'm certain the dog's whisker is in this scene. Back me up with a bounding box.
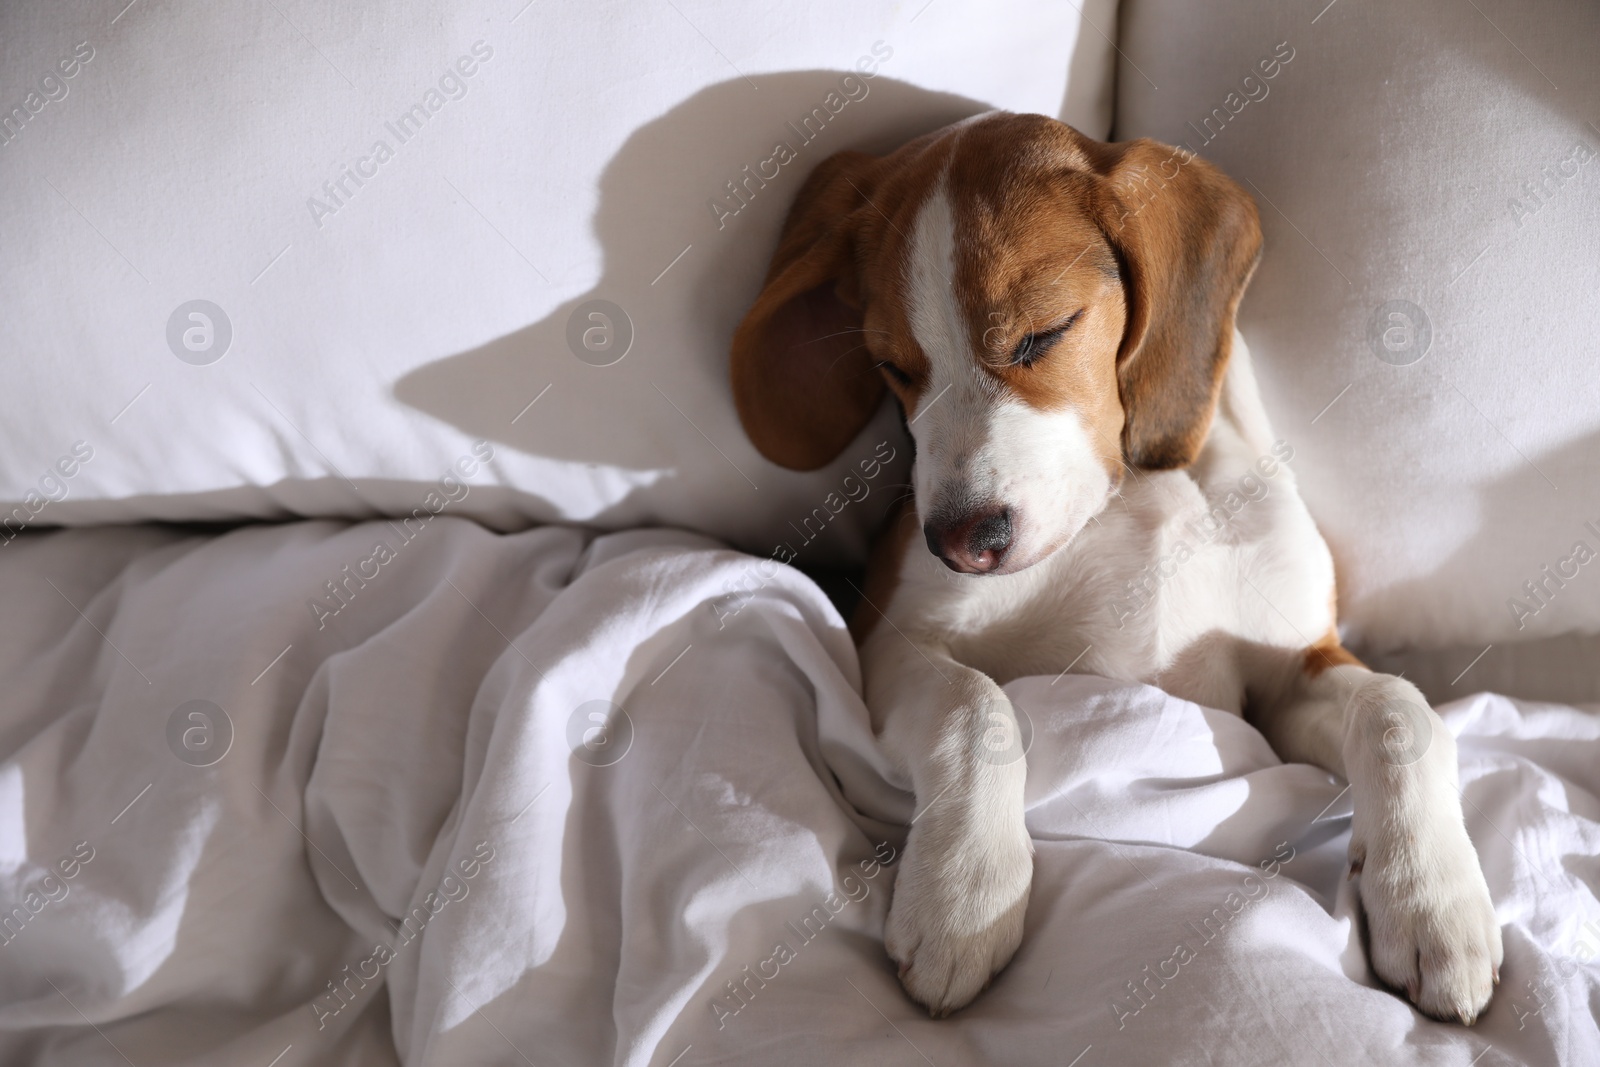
[823,343,875,373]
[801,326,892,346]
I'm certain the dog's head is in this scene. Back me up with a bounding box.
[731,112,1261,575]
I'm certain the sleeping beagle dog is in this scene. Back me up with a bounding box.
[729,112,1501,1025]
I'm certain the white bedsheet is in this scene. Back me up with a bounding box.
[0,519,1595,1065]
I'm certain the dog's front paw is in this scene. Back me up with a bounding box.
[1354,817,1502,1024]
[884,826,1033,1016]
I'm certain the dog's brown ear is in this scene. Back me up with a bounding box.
[1092,139,1262,470]
[730,150,886,471]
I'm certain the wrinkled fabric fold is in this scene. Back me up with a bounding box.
[0,519,1593,1065]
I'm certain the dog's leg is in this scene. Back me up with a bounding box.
[1249,651,1502,1023]
[860,626,1033,1016]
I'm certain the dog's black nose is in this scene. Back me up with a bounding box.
[923,507,1013,574]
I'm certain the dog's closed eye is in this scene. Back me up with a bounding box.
[1009,308,1084,368]
[875,360,914,386]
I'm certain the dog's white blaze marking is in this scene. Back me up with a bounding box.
[904,181,1111,564]
[907,184,979,509]
[906,183,977,432]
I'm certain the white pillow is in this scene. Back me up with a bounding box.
[0,0,1116,567]
[1116,1,1600,652]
